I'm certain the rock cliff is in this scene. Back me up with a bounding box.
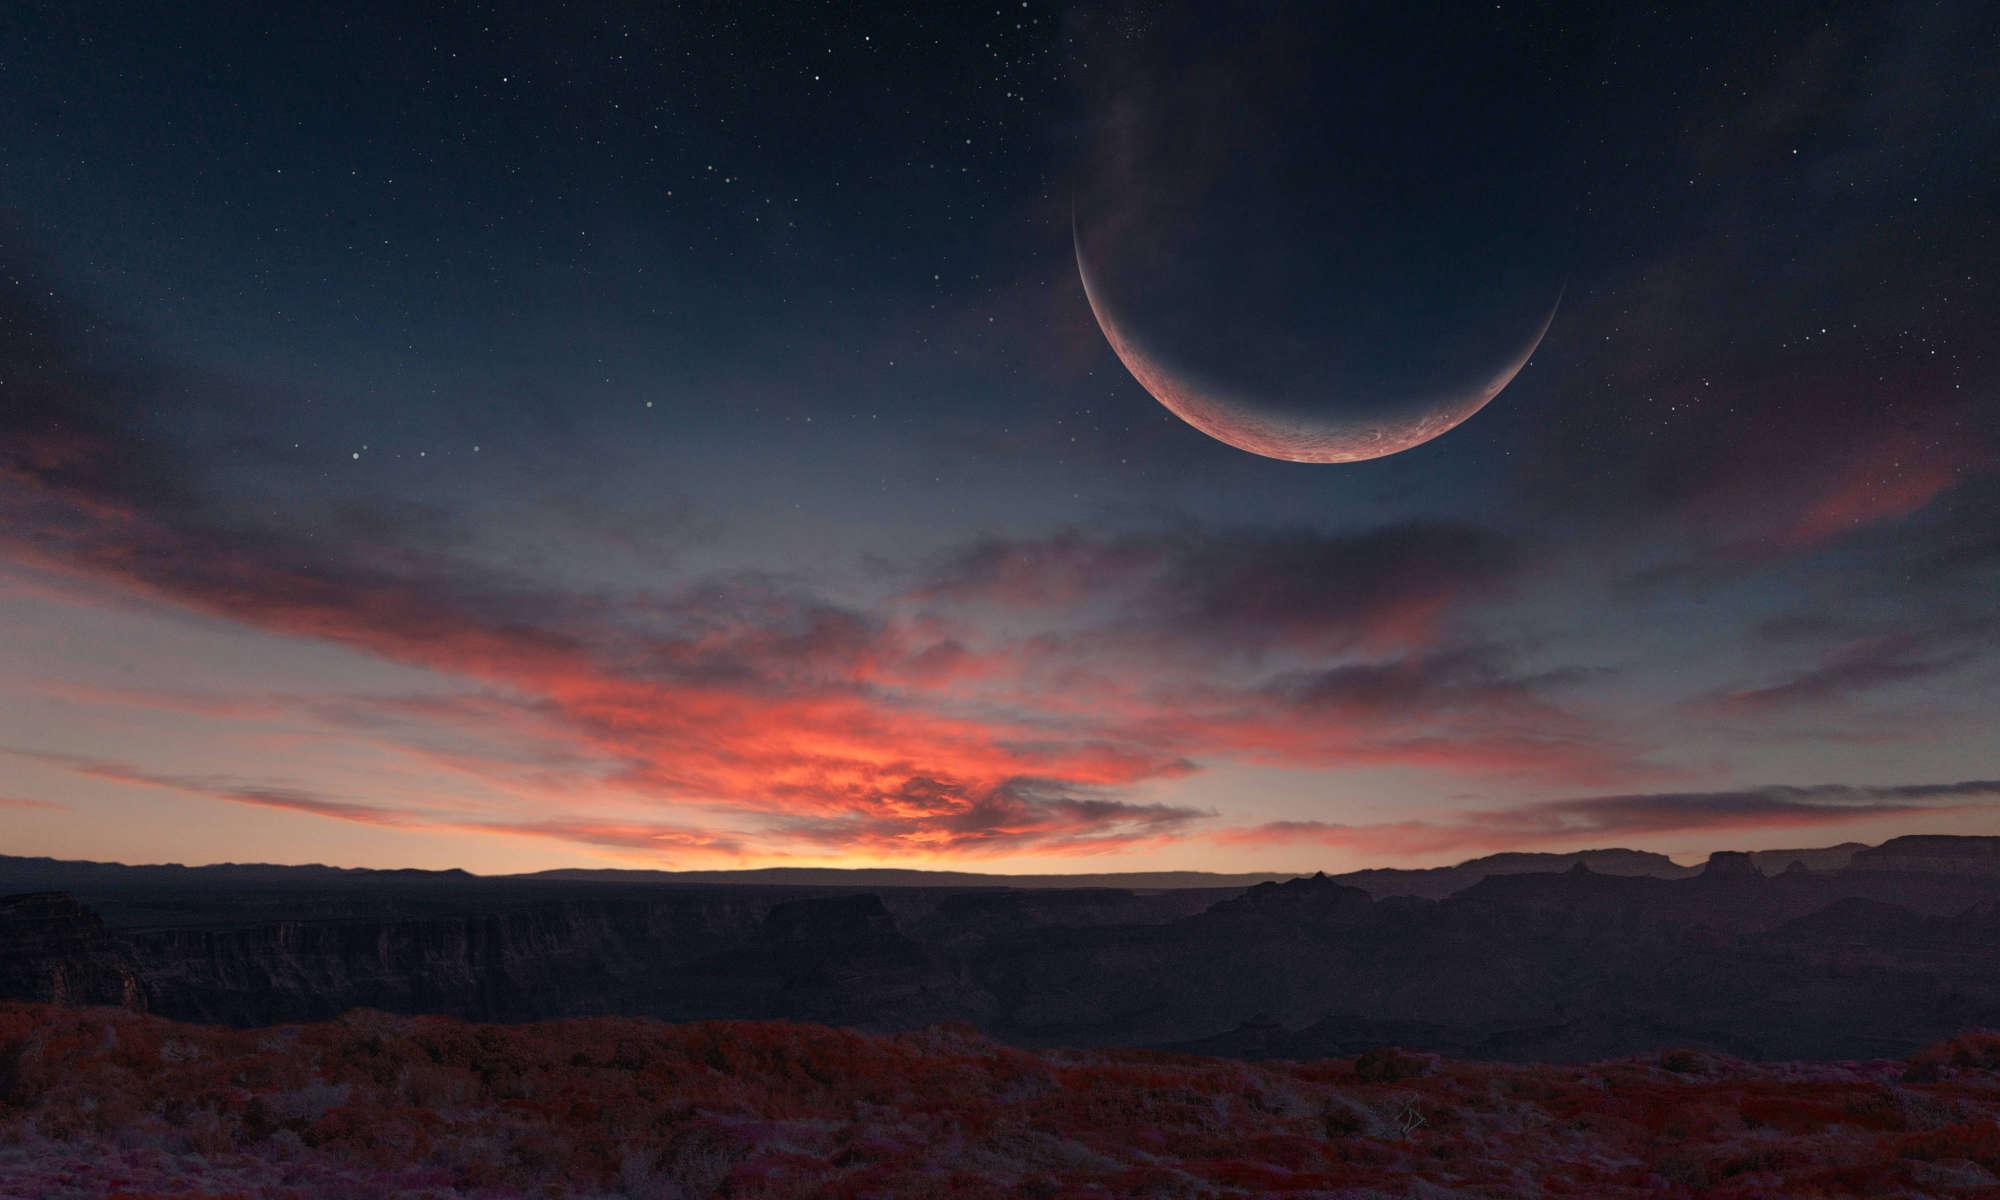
[1852,835,2000,876]
[6,838,2000,1061]
[0,892,146,1010]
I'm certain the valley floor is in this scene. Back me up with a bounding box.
[2,1004,1999,1198]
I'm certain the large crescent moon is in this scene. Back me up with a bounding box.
[1075,228,1561,464]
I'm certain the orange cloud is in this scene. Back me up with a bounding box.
[0,794,62,811]
[20,751,747,862]
[1,381,1643,862]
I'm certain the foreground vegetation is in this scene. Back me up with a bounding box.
[3,1004,1999,1198]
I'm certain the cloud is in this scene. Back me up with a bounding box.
[1508,6,1997,571]
[32,680,280,720]
[1774,440,1970,550]
[8,476,1628,849]
[1689,615,1993,715]
[466,820,743,856]
[15,749,744,861]
[0,794,62,811]
[1222,780,2000,858]
[0,275,1634,858]
[37,755,423,828]
[1264,647,1592,724]
[6,479,1220,856]
[921,522,1519,657]
[1912,477,2000,581]
[768,779,1210,859]
[0,258,1655,860]
[1701,635,1972,714]
[20,746,1191,863]
[1091,644,1639,786]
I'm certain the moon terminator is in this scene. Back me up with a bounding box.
[1076,228,1560,463]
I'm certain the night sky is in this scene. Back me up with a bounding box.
[2,0,1996,874]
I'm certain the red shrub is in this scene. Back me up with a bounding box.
[0,1003,1996,1200]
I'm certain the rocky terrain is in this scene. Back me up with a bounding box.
[1320,846,1693,900]
[5,1003,2000,1199]
[0,893,144,1011]
[2,836,1999,1061]
[1851,836,2000,876]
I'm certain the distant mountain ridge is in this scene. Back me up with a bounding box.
[518,866,1299,891]
[0,855,476,890]
[1328,848,1693,899]
[1852,834,2000,875]
[7,835,2000,1061]
[2,834,1995,900]
[1740,843,1867,873]
[0,849,1700,901]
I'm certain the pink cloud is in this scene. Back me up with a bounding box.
[0,794,62,811]
[1,384,1649,861]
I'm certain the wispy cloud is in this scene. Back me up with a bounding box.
[1694,626,1984,715]
[919,522,1519,658]
[0,269,1644,859]
[1222,780,2000,858]
[14,749,744,862]
[0,794,62,811]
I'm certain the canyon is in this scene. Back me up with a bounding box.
[3,836,1998,1061]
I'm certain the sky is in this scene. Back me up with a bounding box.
[1,0,1996,874]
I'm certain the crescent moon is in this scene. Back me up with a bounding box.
[1075,226,1561,464]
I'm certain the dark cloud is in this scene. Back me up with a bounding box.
[1683,609,1998,718]
[1225,779,2000,858]
[923,522,1520,657]
[3,170,1987,868]
[1511,0,1998,565]
[771,777,1210,858]
[0,279,1304,856]
[11,749,743,860]
[0,269,1638,844]
[0,243,187,520]
[1267,646,1594,720]
[1490,781,2000,837]
[1913,477,2000,581]
[1700,633,1975,714]
[13,753,418,828]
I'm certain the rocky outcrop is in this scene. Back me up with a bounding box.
[1742,843,1865,874]
[1329,848,1694,899]
[119,889,778,1024]
[85,888,1047,1028]
[1700,851,1762,879]
[0,893,145,1010]
[904,887,1222,947]
[1208,872,1374,921]
[1851,835,2000,876]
